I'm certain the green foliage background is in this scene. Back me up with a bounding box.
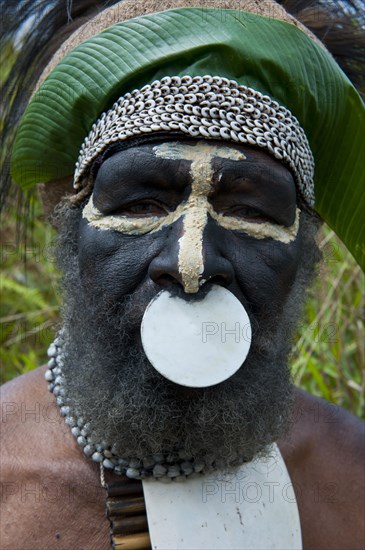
[1,197,364,419]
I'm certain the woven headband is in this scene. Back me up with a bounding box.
[75,75,315,206]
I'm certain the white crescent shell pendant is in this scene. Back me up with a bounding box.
[140,285,252,388]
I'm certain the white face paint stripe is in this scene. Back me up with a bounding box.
[83,197,300,244]
[177,202,207,293]
[82,197,184,235]
[153,142,246,293]
[209,206,301,243]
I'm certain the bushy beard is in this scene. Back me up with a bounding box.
[53,203,321,472]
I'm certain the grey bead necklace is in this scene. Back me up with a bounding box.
[45,331,210,482]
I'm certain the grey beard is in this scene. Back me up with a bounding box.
[53,202,321,473]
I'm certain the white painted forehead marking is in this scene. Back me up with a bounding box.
[153,141,246,164]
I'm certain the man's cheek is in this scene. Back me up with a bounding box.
[77,222,161,299]
[230,237,301,306]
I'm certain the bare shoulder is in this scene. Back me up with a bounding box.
[283,387,364,458]
[1,365,46,400]
[0,368,109,549]
[279,388,364,550]
[1,364,49,412]
[1,366,54,451]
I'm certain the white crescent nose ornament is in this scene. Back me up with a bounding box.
[141,285,252,388]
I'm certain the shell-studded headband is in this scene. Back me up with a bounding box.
[74,75,315,206]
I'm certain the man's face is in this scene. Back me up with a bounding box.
[80,139,300,318]
[58,138,317,471]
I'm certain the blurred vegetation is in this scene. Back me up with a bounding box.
[291,229,364,418]
[0,197,364,418]
[1,198,61,382]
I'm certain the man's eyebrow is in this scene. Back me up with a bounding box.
[94,152,190,197]
[126,172,187,191]
[215,160,295,190]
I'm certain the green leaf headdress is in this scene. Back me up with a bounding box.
[9,0,365,268]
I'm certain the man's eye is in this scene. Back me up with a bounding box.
[114,202,168,217]
[225,206,270,223]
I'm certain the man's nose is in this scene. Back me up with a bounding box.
[148,218,234,293]
[202,221,235,288]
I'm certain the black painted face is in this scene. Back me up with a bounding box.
[58,137,317,464]
[78,138,302,333]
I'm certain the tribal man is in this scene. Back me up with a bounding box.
[1,1,364,549]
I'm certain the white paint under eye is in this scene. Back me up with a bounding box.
[210,207,301,243]
[82,197,183,234]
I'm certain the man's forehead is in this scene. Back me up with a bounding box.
[96,138,296,183]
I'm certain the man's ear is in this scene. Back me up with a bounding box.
[37,176,74,228]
